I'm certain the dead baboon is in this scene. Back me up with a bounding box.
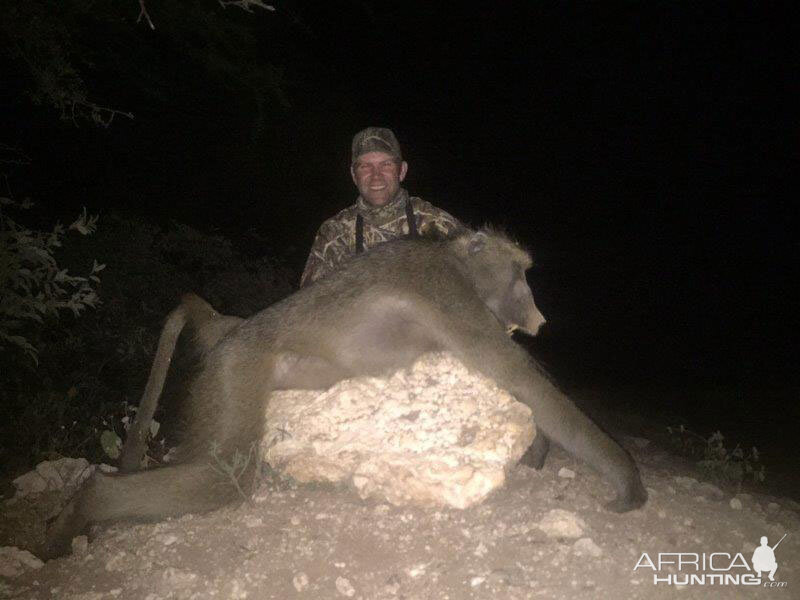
[118,293,243,473]
[45,228,647,558]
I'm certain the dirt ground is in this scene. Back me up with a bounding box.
[1,434,798,600]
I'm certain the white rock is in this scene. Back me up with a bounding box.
[674,476,697,489]
[161,567,197,587]
[13,457,93,498]
[155,533,179,546]
[105,551,132,572]
[335,576,355,597]
[729,498,743,510]
[0,546,43,578]
[293,572,309,591]
[11,471,47,496]
[538,509,586,539]
[696,482,724,500]
[71,535,89,555]
[573,537,603,558]
[262,353,535,509]
[558,467,576,479]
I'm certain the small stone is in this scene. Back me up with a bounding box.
[470,576,485,587]
[71,535,89,555]
[155,533,179,546]
[558,467,576,479]
[384,573,402,594]
[767,502,780,513]
[161,567,197,587]
[408,564,426,578]
[729,498,743,510]
[573,537,603,558]
[292,572,309,592]
[104,551,130,572]
[244,516,263,528]
[335,576,355,597]
[674,476,697,489]
[0,547,44,578]
[696,482,724,500]
[538,509,586,539]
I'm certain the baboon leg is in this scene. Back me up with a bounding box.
[119,302,191,473]
[119,294,241,473]
[45,462,240,559]
[271,351,349,390]
[521,433,551,470]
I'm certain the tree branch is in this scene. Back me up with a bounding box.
[137,0,155,30]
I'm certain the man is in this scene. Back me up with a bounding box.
[300,127,461,287]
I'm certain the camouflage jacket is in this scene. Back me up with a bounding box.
[300,188,461,286]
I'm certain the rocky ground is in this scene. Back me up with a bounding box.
[2,435,798,599]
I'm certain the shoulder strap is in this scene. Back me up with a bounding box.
[355,214,364,254]
[405,198,418,238]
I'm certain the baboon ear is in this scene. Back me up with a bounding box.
[467,231,488,255]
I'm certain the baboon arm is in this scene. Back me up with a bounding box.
[459,333,646,511]
[383,302,648,512]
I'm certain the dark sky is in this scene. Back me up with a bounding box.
[3,2,795,429]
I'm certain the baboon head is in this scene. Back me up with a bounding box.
[452,229,546,335]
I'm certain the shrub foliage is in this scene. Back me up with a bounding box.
[0,205,292,478]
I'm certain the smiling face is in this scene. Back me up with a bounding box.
[351,150,408,207]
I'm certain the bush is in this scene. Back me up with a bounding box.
[0,211,293,478]
[667,425,766,489]
[0,196,102,364]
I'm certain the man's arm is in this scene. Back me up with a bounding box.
[300,228,329,287]
[300,220,352,287]
[412,198,463,237]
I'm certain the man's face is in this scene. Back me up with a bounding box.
[351,151,408,207]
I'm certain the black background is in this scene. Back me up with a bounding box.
[3,3,796,483]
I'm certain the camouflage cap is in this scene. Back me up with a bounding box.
[351,127,403,164]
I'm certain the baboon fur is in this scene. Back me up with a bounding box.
[45,228,647,558]
[118,294,242,473]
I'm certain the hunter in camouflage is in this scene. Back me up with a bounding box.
[301,127,461,287]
